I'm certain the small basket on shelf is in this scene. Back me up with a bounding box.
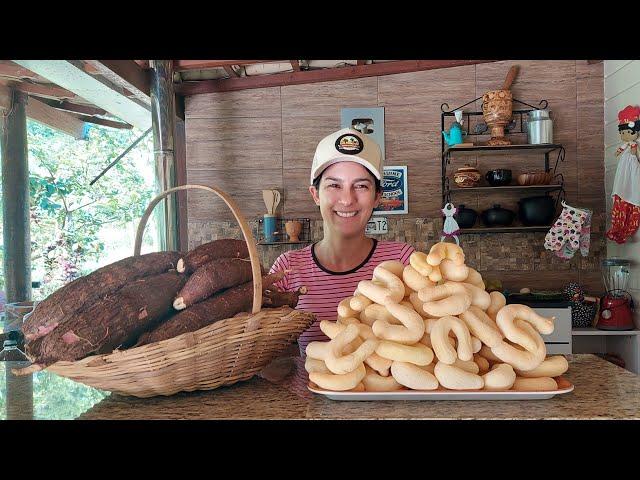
[38,185,316,398]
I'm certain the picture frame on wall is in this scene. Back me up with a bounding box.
[340,107,385,161]
[374,166,408,215]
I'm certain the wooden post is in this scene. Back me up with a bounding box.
[0,89,33,420]
[150,60,179,251]
[1,89,31,304]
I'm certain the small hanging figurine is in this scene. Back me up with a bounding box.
[605,105,640,244]
[440,202,461,245]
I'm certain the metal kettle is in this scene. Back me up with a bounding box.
[527,109,553,144]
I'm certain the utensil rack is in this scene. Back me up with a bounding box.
[255,217,312,245]
[440,97,566,234]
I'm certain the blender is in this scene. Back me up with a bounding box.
[598,258,635,330]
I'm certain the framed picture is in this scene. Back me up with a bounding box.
[340,107,385,160]
[374,165,408,215]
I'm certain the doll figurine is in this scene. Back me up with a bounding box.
[440,202,461,245]
[605,105,640,244]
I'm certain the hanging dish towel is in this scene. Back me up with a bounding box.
[606,194,640,244]
[544,201,592,259]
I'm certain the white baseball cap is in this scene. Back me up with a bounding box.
[310,127,383,184]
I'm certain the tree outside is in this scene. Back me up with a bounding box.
[0,119,159,419]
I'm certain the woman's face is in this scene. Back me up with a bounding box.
[309,162,381,238]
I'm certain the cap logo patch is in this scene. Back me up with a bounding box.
[335,134,363,155]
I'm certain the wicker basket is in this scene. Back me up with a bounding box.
[25,185,315,398]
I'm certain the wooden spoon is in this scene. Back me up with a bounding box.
[272,189,281,213]
[501,65,519,90]
[262,189,275,214]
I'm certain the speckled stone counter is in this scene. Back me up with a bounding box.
[74,354,640,420]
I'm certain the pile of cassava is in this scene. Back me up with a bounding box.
[23,239,306,370]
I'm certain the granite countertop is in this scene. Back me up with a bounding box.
[71,354,640,420]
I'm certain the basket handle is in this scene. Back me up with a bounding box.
[134,184,263,314]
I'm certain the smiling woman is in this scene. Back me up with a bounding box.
[269,128,415,355]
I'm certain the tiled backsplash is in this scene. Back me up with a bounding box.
[188,214,606,293]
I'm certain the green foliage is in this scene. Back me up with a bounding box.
[0,365,109,420]
[0,120,156,296]
[0,120,156,418]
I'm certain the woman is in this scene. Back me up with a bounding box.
[269,127,415,355]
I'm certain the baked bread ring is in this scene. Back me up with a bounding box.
[337,316,361,326]
[486,291,507,321]
[427,242,465,266]
[350,294,373,312]
[309,363,366,391]
[376,260,405,279]
[496,304,555,352]
[418,281,468,302]
[452,358,480,374]
[403,265,434,292]
[361,303,402,326]
[409,251,433,277]
[365,352,393,377]
[305,357,331,374]
[512,376,557,391]
[428,265,443,283]
[363,366,404,391]
[391,361,439,390]
[474,354,490,374]
[434,361,484,390]
[423,292,473,317]
[439,258,469,282]
[372,301,425,344]
[514,355,569,378]
[490,319,547,371]
[375,340,434,366]
[482,363,516,391]
[464,267,485,289]
[358,265,405,305]
[459,305,503,348]
[338,297,359,318]
[478,345,502,363]
[430,315,474,363]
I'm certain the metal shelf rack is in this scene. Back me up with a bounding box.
[440,97,566,234]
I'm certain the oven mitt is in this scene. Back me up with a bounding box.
[544,202,589,257]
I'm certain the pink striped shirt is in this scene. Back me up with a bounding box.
[268,240,415,355]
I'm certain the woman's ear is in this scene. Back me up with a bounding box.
[309,185,321,206]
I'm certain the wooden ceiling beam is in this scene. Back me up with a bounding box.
[25,96,87,139]
[173,60,276,70]
[176,60,498,95]
[84,60,150,104]
[36,98,107,116]
[0,61,42,81]
[12,60,151,130]
[0,84,11,110]
[10,81,77,100]
[74,114,132,129]
[223,65,239,77]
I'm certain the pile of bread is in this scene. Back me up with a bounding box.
[305,242,569,392]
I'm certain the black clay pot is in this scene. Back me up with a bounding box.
[481,204,515,227]
[485,169,512,187]
[454,204,477,228]
[518,195,556,226]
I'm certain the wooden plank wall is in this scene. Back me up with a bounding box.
[184,60,605,293]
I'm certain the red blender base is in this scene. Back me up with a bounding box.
[597,295,635,330]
